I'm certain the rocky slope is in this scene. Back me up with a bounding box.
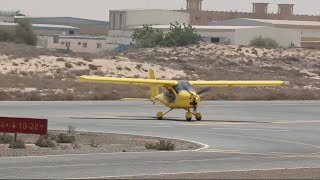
[0,42,319,100]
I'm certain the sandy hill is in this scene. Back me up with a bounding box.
[0,42,319,100]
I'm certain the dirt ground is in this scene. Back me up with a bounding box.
[1,42,320,101]
[0,130,200,157]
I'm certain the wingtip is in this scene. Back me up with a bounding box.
[283,81,290,85]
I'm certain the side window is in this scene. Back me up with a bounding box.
[83,43,87,48]
[69,30,75,35]
[97,43,102,48]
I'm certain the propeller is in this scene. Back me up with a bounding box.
[197,87,212,98]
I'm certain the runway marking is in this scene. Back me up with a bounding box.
[69,167,319,179]
[0,157,246,170]
[201,148,306,157]
[272,120,320,124]
[95,124,173,128]
[211,128,290,132]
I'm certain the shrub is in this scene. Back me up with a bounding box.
[65,62,73,69]
[56,133,75,143]
[9,139,26,149]
[145,140,175,151]
[88,64,99,71]
[35,136,56,148]
[14,19,38,46]
[116,66,123,71]
[89,138,98,147]
[0,133,14,144]
[131,22,202,48]
[56,58,66,62]
[163,22,203,47]
[67,125,76,134]
[249,36,279,48]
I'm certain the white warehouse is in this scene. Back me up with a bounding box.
[128,25,301,48]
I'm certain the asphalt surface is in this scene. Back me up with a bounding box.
[1,101,320,179]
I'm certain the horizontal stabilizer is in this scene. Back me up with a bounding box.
[121,98,151,101]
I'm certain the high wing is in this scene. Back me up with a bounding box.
[189,80,285,87]
[78,76,178,87]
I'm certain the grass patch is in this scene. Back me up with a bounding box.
[9,139,26,149]
[145,140,175,151]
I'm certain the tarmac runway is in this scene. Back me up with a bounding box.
[1,101,320,179]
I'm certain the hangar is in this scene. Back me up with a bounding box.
[210,18,320,48]
[127,25,301,48]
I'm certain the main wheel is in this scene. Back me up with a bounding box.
[195,112,202,121]
[185,112,192,121]
[156,112,163,120]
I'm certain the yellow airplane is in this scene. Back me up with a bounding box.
[79,69,284,121]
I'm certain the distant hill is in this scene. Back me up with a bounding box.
[0,42,319,100]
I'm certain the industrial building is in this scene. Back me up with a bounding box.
[0,11,15,23]
[127,25,301,48]
[0,22,79,36]
[209,18,320,48]
[15,17,109,36]
[179,0,320,25]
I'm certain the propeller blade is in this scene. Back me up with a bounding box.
[197,87,211,96]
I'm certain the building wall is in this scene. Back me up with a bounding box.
[0,16,14,23]
[41,23,108,35]
[126,10,190,28]
[110,10,190,30]
[197,30,235,44]
[178,10,320,26]
[34,29,78,36]
[235,27,301,47]
[21,17,109,36]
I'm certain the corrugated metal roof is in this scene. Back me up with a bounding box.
[129,25,268,30]
[0,22,79,31]
[241,18,320,27]
[15,17,108,25]
[59,35,106,40]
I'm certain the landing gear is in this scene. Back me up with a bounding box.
[195,112,202,121]
[156,109,173,120]
[185,112,193,121]
[156,112,163,120]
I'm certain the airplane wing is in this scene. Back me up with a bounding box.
[78,76,178,87]
[189,80,285,87]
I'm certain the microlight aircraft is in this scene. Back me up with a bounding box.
[79,69,284,121]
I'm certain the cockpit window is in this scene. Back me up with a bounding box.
[173,81,194,93]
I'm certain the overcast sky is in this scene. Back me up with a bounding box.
[0,0,318,21]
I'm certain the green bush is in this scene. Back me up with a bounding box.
[35,136,57,148]
[0,19,37,46]
[249,36,279,48]
[132,25,164,48]
[145,140,175,151]
[9,139,26,149]
[56,133,75,143]
[132,22,202,48]
[163,22,203,47]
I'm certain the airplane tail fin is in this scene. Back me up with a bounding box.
[149,69,159,97]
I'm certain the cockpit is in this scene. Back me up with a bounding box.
[164,81,195,103]
[173,81,194,93]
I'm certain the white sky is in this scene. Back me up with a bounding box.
[0,0,318,21]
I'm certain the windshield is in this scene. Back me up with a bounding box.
[173,81,194,93]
